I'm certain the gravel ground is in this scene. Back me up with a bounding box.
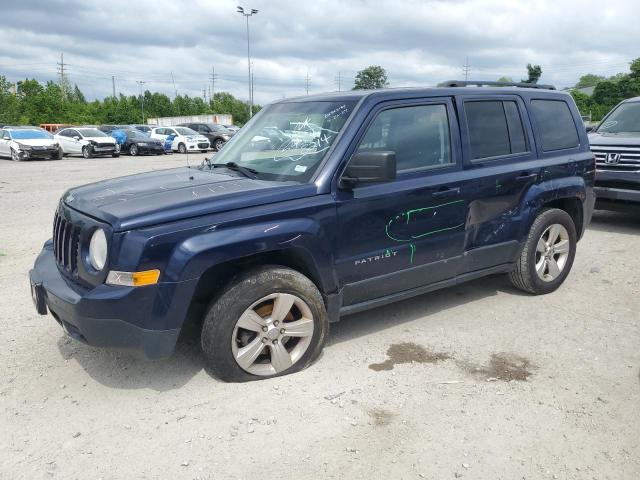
[1,154,639,480]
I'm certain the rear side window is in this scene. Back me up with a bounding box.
[530,100,579,151]
[357,104,452,172]
[465,100,528,160]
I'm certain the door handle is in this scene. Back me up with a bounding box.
[516,172,538,182]
[432,187,461,199]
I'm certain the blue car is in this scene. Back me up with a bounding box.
[30,80,595,381]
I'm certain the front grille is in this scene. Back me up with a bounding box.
[95,142,114,148]
[52,211,80,275]
[198,143,209,149]
[592,146,640,170]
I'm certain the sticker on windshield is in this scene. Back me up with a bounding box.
[294,165,308,173]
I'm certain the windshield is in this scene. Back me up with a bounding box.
[597,101,640,133]
[128,130,150,140]
[77,128,107,137]
[10,129,53,140]
[210,100,357,182]
[175,127,198,135]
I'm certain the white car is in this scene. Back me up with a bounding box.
[55,127,120,158]
[0,127,62,161]
[150,127,210,153]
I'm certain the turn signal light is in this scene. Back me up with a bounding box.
[106,269,160,287]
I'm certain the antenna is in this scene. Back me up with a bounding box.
[305,70,310,95]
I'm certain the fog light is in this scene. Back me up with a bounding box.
[106,269,160,287]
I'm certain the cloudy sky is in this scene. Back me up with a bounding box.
[1,0,638,105]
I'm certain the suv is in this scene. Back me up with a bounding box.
[179,122,236,151]
[29,81,595,382]
[588,96,640,210]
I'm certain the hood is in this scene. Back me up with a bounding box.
[63,167,315,231]
[85,136,116,143]
[588,131,640,147]
[13,138,57,147]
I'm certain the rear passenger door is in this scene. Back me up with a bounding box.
[335,98,469,306]
[456,95,540,272]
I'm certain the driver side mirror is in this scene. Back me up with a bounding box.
[73,136,80,141]
[341,151,396,188]
[585,125,595,133]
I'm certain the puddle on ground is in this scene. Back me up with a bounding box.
[368,408,395,426]
[369,342,452,371]
[460,352,534,381]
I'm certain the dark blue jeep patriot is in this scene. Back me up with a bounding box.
[30,81,595,382]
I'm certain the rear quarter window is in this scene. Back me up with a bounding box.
[530,99,579,151]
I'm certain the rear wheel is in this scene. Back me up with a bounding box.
[201,266,329,382]
[129,144,138,156]
[509,208,577,294]
[82,146,93,159]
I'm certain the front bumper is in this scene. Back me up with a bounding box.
[594,168,640,209]
[20,147,60,159]
[90,144,118,156]
[186,141,210,151]
[138,144,165,155]
[29,241,180,359]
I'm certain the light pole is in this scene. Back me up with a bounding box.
[136,80,146,124]
[237,5,258,117]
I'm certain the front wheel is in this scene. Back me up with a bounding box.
[55,148,63,160]
[201,266,329,382]
[129,144,138,156]
[213,139,224,151]
[82,146,93,159]
[509,208,577,295]
[10,148,21,161]
[178,143,187,154]
[112,153,120,158]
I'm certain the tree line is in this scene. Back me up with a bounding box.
[0,76,257,126]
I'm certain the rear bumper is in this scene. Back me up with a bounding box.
[29,241,180,359]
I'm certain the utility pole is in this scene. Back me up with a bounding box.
[463,56,471,80]
[170,71,178,98]
[305,71,310,95]
[136,80,146,124]
[237,6,259,117]
[56,53,68,99]
[210,66,218,102]
[111,75,116,98]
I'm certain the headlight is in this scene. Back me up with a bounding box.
[137,142,148,146]
[89,228,108,271]
[222,135,230,140]
[16,142,32,150]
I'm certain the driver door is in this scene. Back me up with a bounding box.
[335,98,468,306]
[0,130,10,156]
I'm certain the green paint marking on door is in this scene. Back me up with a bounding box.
[409,244,416,264]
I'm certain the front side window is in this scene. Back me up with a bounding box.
[530,99,579,151]
[209,100,357,182]
[175,127,197,136]
[77,128,107,138]
[357,104,452,171]
[465,100,528,160]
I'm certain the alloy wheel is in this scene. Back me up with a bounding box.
[535,223,570,282]
[231,293,315,376]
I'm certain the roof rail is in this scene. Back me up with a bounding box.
[438,80,556,90]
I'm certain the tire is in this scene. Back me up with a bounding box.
[55,149,63,160]
[82,146,93,159]
[214,139,224,151]
[509,208,577,295]
[201,266,329,382]
[200,150,208,153]
[10,148,21,161]
[129,144,138,156]
[178,143,187,154]
[112,153,120,158]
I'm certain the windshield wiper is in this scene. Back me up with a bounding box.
[209,161,258,179]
